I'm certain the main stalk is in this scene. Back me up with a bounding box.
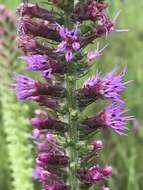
[66,63,79,190]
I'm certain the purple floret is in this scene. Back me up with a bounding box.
[96,102,134,135]
[14,74,38,100]
[20,54,49,71]
[56,22,80,62]
[83,66,132,102]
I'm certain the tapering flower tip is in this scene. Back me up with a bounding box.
[83,66,130,102]
[20,54,49,71]
[95,102,134,135]
[56,22,80,62]
[98,186,110,190]
[14,74,39,100]
[102,166,112,176]
[91,140,103,150]
[87,43,108,61]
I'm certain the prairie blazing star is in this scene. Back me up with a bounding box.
[15,1,133,189]
[56,22,80,62]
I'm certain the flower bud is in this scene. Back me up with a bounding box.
[102,166,112,176]
[91,140,103,150]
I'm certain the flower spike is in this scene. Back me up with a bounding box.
[15,1,133,189]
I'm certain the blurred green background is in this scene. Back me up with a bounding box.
[0,0,143,190]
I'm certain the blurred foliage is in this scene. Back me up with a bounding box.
[0,0,143,190]
[0,0,19,10]
[0,2,34,190]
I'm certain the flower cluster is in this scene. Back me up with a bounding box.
[15,1,132,190]
[33,131,69,190]
[79,140,112,186]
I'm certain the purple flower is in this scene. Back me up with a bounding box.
[20,54,49,71]
[14,74,40,100]
[21,54,66,74]
[20,55,53,79]
[84,102,134,135]
[56,22,80,62]
[82,66,131,102]
[14,75,65,100]
[97,102,134,135]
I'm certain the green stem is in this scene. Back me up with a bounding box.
[66,2,79,188]
[66,64,79,190]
